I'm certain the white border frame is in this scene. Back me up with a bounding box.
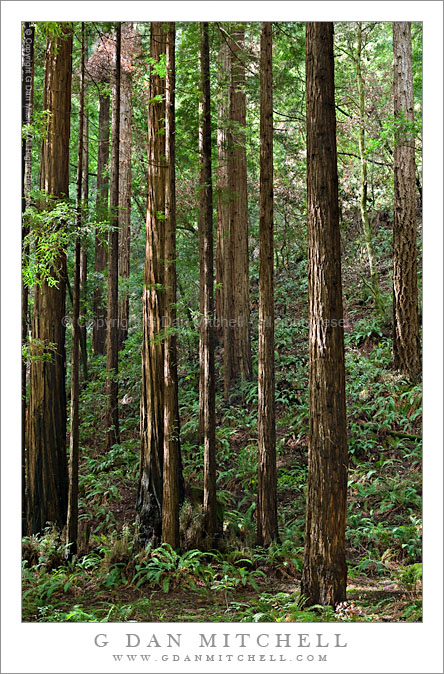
[1,3,442,673]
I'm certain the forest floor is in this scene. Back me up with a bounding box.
[22,210,422,623]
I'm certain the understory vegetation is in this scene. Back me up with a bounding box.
[23,213,422,623]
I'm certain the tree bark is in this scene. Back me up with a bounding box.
[199,22,218,542]
[257,22,278,547]
[301,22,348,607]
[137,22,167,545]
[216,39,235,399]
[105,22,121,451]
[161,22,182,549]
[392,22,421,381]
[118,69,132,348]
[66,22,85,557]
[21,21,34,534]
[228,24,252,382]
[80,105,88,379]
[27,23,72,535]
[92,93,110,356]
[216,41,230,346]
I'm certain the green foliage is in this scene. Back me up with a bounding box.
[22,199,74,288]
[234,592,347,623]
[211,559,266,610]
[132,545,214,592]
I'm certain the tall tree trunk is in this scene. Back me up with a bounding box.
[92,93,110,356]
[80,106,88,379]
[301,22,348,607]
[229,24,252,382]
[137,22,167,545]
[355,22,384,316]
[257,22,278,547]
[66,22,85,557]
[393,22,421,381]
[27,23,72,535]
[21,21,35,534]
[216,42,230,345]
[162,22,181,549]
[199,22,218,542]
[118,69,132,348]
[105,22,121,451]
[216,39,235,398]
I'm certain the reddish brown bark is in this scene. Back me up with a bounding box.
[216,42,230,345]
[105,22,121,451]
[228,24,252,382]
[137,22,167,545]
[199,22,218,541]
[393,22,421,381]
[257,22,278,547]
[301,22,348,607]
[118,68,132,347]
[92,93,110,356]
[80,107,88,379]
[22,21,35,533]
[66,22,85,557]
[27,23,72,535]
[161,22,181,549]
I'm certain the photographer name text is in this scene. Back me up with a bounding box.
[94,632,347,663]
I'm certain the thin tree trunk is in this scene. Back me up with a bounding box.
[118,69,132,348]
[257,22,278,547]
[199,22,217,542]
[21,21,34,534]
[216,42,230,345]
[162,22,181,549]
[216,39,235,399]
[392,22,421,381]
[66,22,85,557]
[92,93,110,356]
[105,22,121,451]
[301,22,348,607]
[27,23,72,535]
[80,107,88,379]
[229,24,252,382]
[137,22,167,545]
[355,22,383,316]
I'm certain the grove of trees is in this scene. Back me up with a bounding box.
[21,20,422,623]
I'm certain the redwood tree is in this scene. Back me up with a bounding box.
[137,22,167,544]
[257,22,278,547]
[80,88,88,380]
[105,22,121,451]
[92,90,110,355]
[392,22,421,381]
[21,21,35,533]
[66,22,85,556]
[216,38,235,398]
[354,22,383,316]
[199,21,218,542]
[118,24,134,348]
[161,22,182,548]
[87,34,113,357]
[301,22,348,607]
[27,23,72,535]
[215,40,230,346]
[228,24,252,382]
